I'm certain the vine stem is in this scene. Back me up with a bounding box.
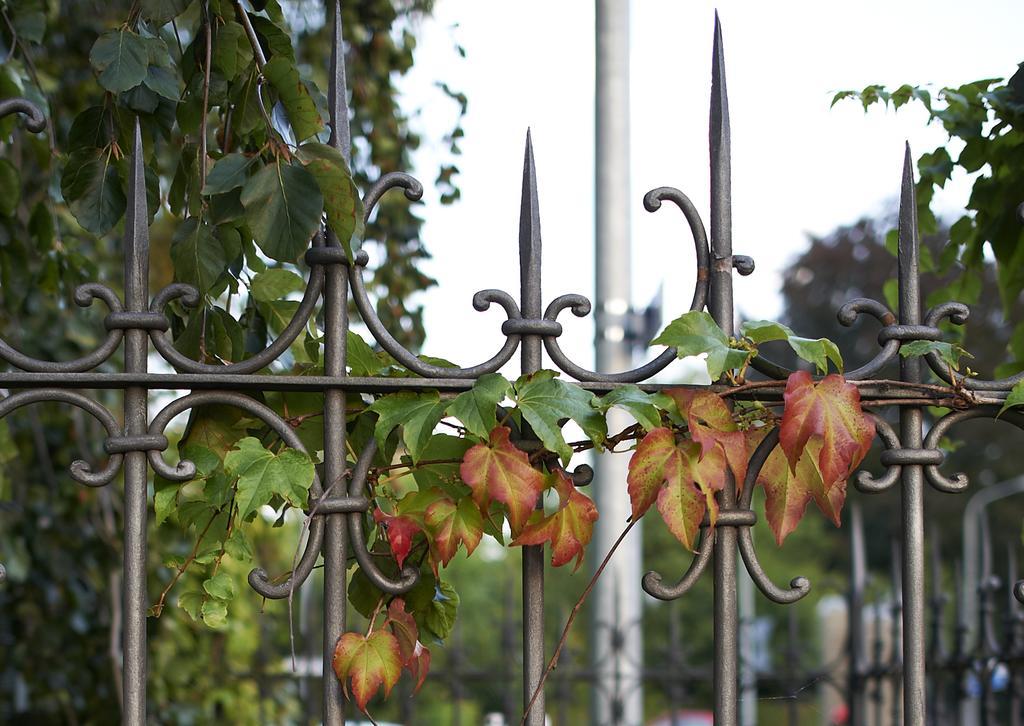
[199,1,212,186]
[520,516,639,725]
[151,507,221,617]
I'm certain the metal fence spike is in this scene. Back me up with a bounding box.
[708,10,732,332]
[329,0,352,161]
[897,142,919,322]
[124,118,149,307]
[519,129,542,320]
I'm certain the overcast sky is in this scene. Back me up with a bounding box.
[390,0,1024,378]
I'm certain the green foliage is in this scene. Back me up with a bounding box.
[835,66,1024,373]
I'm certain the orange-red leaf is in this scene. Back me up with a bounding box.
[424,495,484,569]
[759,438,846,545]
[627,428,680,519]
[655,441,725,550]
[332,629,402,713]
[780,372,874,489]
[510,470,599,571]
[384,598,431,694]
[669,389,748,490]
[372,508,421,570]
[628,428,727,551]
[460,426,545,535]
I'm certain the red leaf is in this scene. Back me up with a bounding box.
[386,598,420,665]
[372,508,421,570]
[408,641,431,694]
[424,495,484,569]
[655,441,724,551]
[332,629,402,713]
[510,470,599,571]
[628,428,726,550]
[626,428,679,520]
[780,372,874,489]
[759,438,846,545]
[669,389,748,491]
[384,598,432,695]
[459,426,545,535]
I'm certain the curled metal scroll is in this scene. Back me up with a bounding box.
[748,297,901,381]
[349,172,522,379]
[543,187,711,383]
[0,97,46,133]
[853,414,904,493]
[642,527,715,601]
[146,391,324,599]
[346,439,419,594]
[642,428,810,604]
[148,235,327,374]
[0,283,125,373]
[923,302,1024,392]
[0,389,123,486]
[736,428,811,604]
[921,407,1024,493]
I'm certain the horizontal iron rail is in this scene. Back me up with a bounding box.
[0,371,1004,403]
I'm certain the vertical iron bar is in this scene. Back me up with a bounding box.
[122,119,150,725]
[897,143,927,725]
[322,3,350,723]
[710,14,738,726]
[519,131,546,726]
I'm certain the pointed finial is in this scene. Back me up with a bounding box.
[897,142,920,323]
[124,119,149,311]
[519,129,542,319]
[710,11,730,174]
[708,11,733,332]
[328,0,352,161]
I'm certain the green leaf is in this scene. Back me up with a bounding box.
[202,572,236,601]
[347,331,383,376]
[250,268,304,302]
[740,319,793,344]
[787,336,843,374]
[369,391,447,463]
[900,340,971,371]
[999,380,1024,417]
[178,590,204,620]
[141,0,192,25]
[90,30,149,93]
[446,373,510,439]
[513,370,607,464]
[61,148,126,235]
[224,437,315,519]
[144,65,181,101]
[154,480,178,527]
[212,21,251,81]
[202,153,258,195]
[170,218,227,297]
[240,159,324,262]
[224,529,253,561]
[0,160,20,217]
[409,435,473,496]
[653,310,750,380]
[295,142,362,259]
[201,598,228,628]
[597,384,661,431]
[263,57,324,142]
[740,319,843,374]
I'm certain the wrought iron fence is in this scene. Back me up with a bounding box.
[0,5,1023,725]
